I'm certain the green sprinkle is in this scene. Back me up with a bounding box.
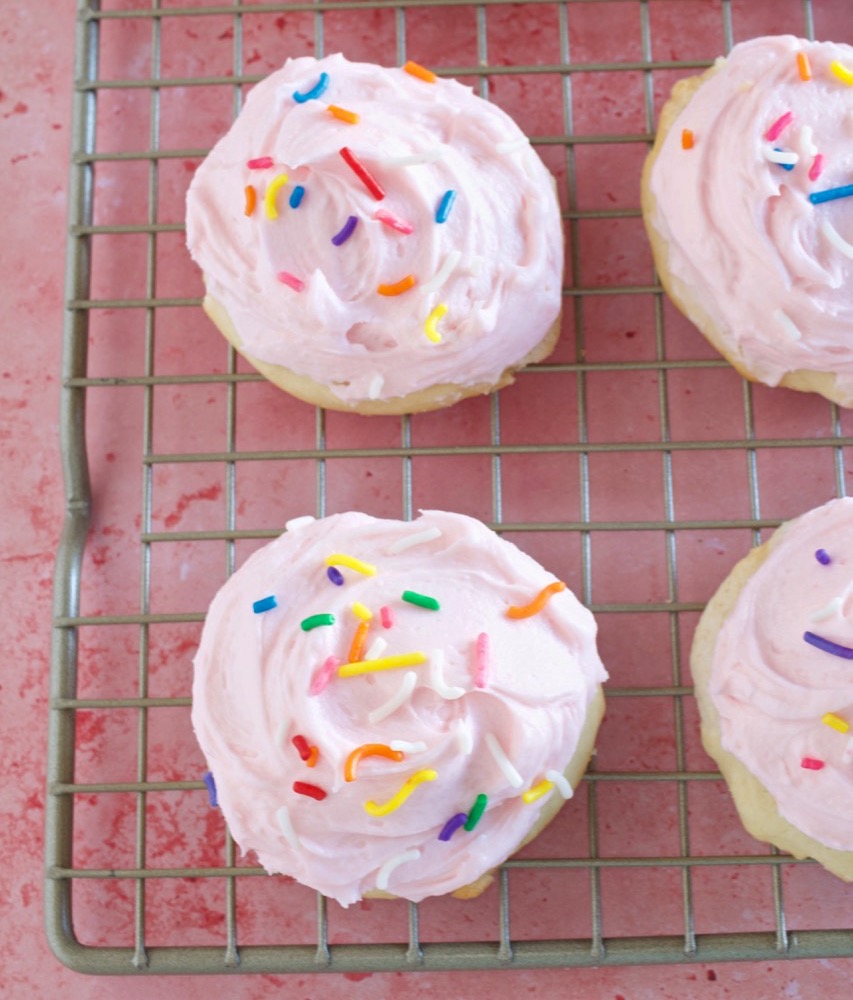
[402,590,440,611]
[463,794,488,832]
[301,613,335,631]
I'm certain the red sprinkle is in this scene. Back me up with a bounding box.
[380,605,394,629]
[277,271,305,292]
[293,781,327,800]
[340,146,386,201]
[292,735,312,761]
[765,111,794,142]
[247,156,274,169]
[801,757,825,771]
[809,153,825,182]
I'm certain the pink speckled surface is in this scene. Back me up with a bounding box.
[4,0,853,996]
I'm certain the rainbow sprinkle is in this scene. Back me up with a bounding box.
[309,655,340,696]
[403,60,437,84]
[485,733,523,788]
[364,769,437,816]
[328,104,360,125]
[264,173,289,219]
[435,189,457,224]
[340,146,386,201]
[797,51,812,81]
[374,208,414,234]
[326,552,377,576]
[681,129,694,150]
[292,735,314,762]
[244,185,256,216]
[803,631,853,659]
[388,527,442,554]
[815,549,832,565]
[800,757,825,771]
[292,72,330,103]
[331,215,359,246]
[506,580,566,619]
[830,60,853,86]
[380,605,395,629]
[252,595,277,614]
[402,589,440,611]
[327,566,345,586]
[203,771,218,807]
[438,812,468,841]
[301,613,335,631]
[367,670,417,724]
[338,652,428,678]
[428,648,465,700]
[822,713,851,734]
[352,602,373,621]
[809,154,826,182]
[289,185,306,208]
[293,781,327,800]
[277,271,305,292]
[247,156,274,169]
[820,219,853,259]
[522,779,555,805]
[424,303,448,344]
[276,805,300,847]
[809,184,853,205]
[377,274,416,296]
[344,743,405,782]
[348,620,370,662]
[376,848,421,891]
[765,111,794,142]
[463,793,488,831]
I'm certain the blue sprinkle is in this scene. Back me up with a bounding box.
[290,185,305,208]
[292,72,329,104]
[203,771,218,808]
[252,595,277,614]
[774,148,794,172]
[809,183,853,205]
[327,566,345,586]
[815,548,831,565]
[435,189,457,224]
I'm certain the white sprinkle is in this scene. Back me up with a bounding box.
[810,595,844,623]
[763,144,799,165]
[387,526,443,554]
[376,847,421,891]
[285,515,315,532]
[389,739,427,753]
[467,255,485,277]
[544,769,574,800]
[455,720,473,756]
[496,137,530,155]
[798,125,818,158]
[275,805,301,848]
[368,671,418,724]
[365,636,388,660]
[368,374,385,400]
[427,648,465,700]
[381,148,444,167]
[821,219,853,260]
[773,309,802,341]
[485,733,524,788]
[420,250,462,293]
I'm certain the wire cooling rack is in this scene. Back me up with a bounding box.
[47,0,853,977]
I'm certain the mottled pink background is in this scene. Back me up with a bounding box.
[3,0,853,996]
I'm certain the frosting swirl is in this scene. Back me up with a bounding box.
[646,36,853,399]
[186,54,563,405]
[191,511,606,906]
[709,498,853,851]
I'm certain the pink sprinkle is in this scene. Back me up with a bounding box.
[277,271,304,292]
[374,209,414,235]
[474,632,490,689]
[809,153,825,182]
[380,605,394,629]
[801,757,825,771]
[765,111,794,142]
[247,156,274,169]
[309,656,340,696]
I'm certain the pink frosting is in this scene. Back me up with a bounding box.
[647,36,853,400]
[185,54,563,405]
[191,511,606,906]
[709,498,853,851]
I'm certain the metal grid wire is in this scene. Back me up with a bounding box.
[47,0,853,976]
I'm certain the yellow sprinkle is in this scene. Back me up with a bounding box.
[338,652,427,678]
[326,552,377,576]
[822,712,850,734]
[352,601,373,621]
[264,173,289,219]
[521,779,555,804]
[424,303,448,344]
[364,769,437,816]
[328,104,360,124]
[830,60,853,86]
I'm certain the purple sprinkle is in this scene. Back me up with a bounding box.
[203,771,218,808]
[815,548,831,565]
[252,595,277,614]
[331,215,358,246]
[803,631,853,659]
[438,812,468,842]
[327,566,345,586]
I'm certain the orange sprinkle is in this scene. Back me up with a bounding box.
[244,184,257,216]
[344,743,404,782]
[506,580,567,619]
[328,104,360,124]
[681,128,694,150]
[403,60,437,84]
[797,51,812,81]
[305,746,319,768]
[377,274,416,296]
[348,620,370,663]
